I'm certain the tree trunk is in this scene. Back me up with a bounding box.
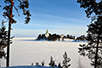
[0,59,1,67]
[6,0,13,67]
[94,35,99,68]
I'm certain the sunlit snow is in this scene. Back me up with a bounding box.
[1,37,92,68]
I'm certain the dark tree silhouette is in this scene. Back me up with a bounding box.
[62,52,71,68]
[41,60,45,66]
[77,0,102,68]
[0,20,14,67]
[79,16,102,68]
[49,56,55,67]
[75,35,86,41]
[1,0,31,67]
[0,21,8,59]
[77,0,101,18]
[58,63,62,68]
[66,34,75,39]
[36,33,61,41]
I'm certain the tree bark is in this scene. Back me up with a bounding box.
[94,35,99,68]
[6,0,13,67]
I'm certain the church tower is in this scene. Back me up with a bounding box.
[45,29,49,38]
[46,29,48,34]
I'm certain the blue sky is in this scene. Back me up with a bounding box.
[0,0,91,37]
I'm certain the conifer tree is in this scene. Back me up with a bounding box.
[0,0,31,67]
[62,52,71,68]
[58,63,62,68]
[77,0,102,68]
[79,16,102,68]
[0,20,14,67]
[41,60,45,66]
[49,56,55,67]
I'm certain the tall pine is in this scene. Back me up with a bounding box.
[77,0,102,68]
[0,0,31,67]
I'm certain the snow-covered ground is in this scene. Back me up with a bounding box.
[1,37,92,68]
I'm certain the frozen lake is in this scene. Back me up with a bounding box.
[1,37,92,68]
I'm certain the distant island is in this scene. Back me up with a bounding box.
[36,29,86,41]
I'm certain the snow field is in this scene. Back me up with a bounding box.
[1,37,92,68]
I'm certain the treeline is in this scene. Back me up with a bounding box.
[36,33,86,41]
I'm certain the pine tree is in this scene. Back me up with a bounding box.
[0,20,14,67]
[49,56,55,67]
[78,16,102,68]
[41,60,45,66]
[77,0,102,68]
[0,0,31,67]
[62,52,71,68]
[58,63,62,68]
